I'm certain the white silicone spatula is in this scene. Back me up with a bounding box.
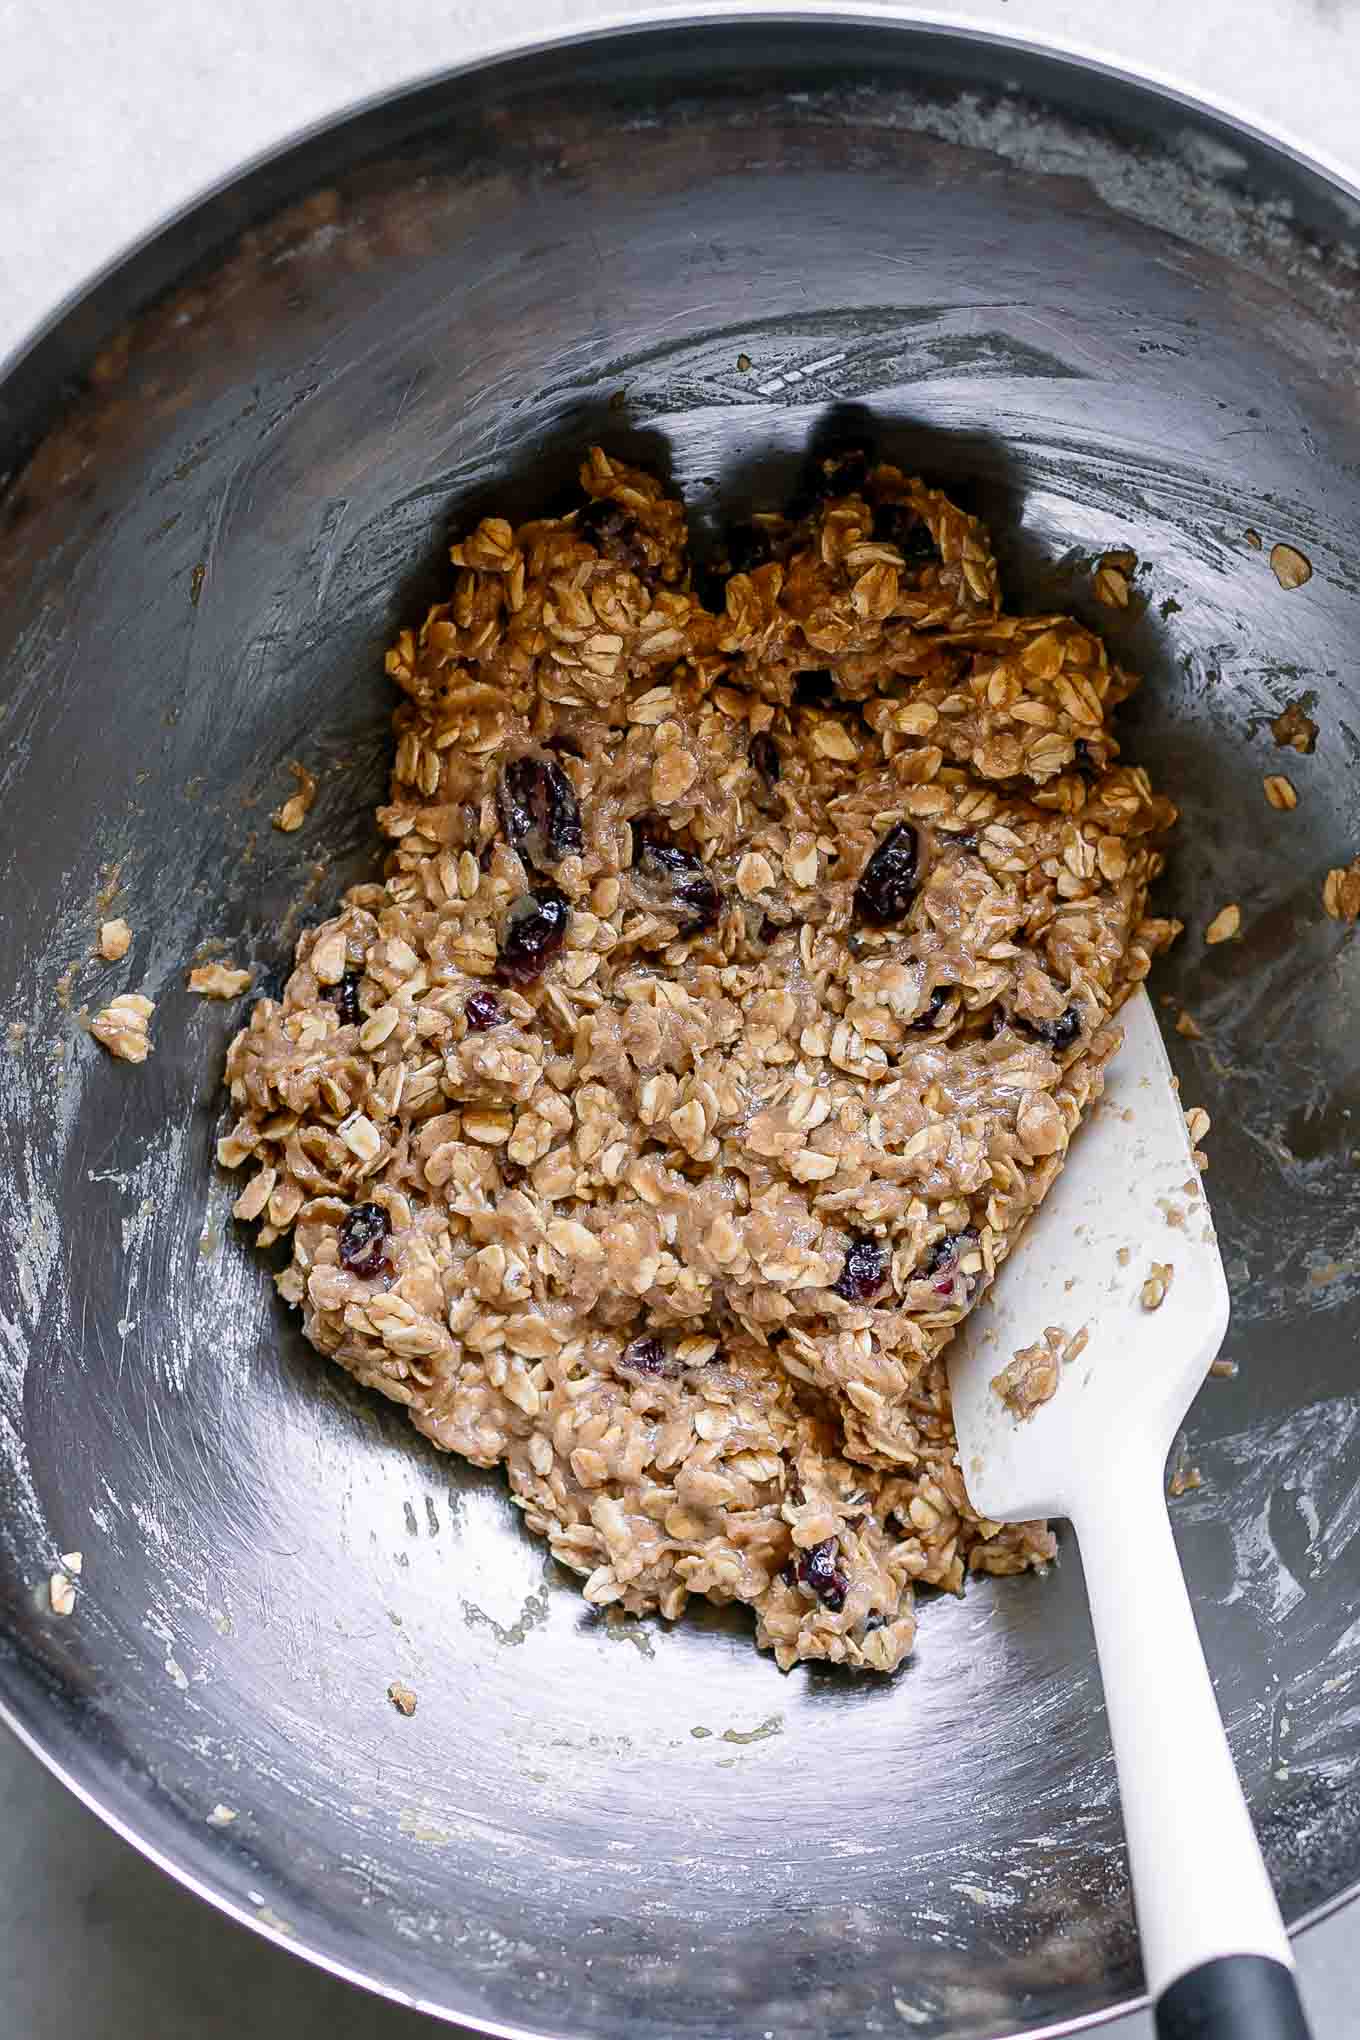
[947,989,1311,2040]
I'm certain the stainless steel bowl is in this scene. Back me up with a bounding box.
[3,19,1359,2039]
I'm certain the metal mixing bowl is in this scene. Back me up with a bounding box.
[3,17,1359,2039]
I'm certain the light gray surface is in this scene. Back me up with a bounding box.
[2,5,1359,2039]
[3,0,1360,369]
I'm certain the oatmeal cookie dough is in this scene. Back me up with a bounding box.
[219,441,1177,1672]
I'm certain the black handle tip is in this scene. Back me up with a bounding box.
[1157,1954,1312,2039]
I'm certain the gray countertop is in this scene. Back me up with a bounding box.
[2,4,1358,2036]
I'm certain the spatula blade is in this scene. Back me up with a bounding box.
[947,988,1229,1524]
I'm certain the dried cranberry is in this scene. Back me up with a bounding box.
[329,969,362,1026]
[797,1538,850,1613]
[497,756,583,870]
[854,821,921,927]
[872,499,940,565]
[617,1336,673,1378]
[921,1226,977,1279]
[496,886,571,984]
[726,522,776,575]
[633,820,721,935]
[911,984,951,1030]
[832,1234,888,1303]
[748,731,781,785]
[692,564,727,613]
[464,989,506,1032]
[1018,1005,1083,1053]
[921,1226,981,1298]
[793,668,836,707]
[806,437,874,502]
[577,496,648,573]
[338,1201,391,1279]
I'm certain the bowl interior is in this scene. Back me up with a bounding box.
[2,22,1360,2040]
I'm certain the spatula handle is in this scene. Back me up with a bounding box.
[1156,1954,1310,2037]
[1072,1462,1312,2037]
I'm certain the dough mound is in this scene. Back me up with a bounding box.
[219,441,1176,1672]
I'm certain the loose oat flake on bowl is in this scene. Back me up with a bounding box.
[189,961,254,999]
[91,991,155,1063]
[217,440,1179,1673]
[98,916,133,962]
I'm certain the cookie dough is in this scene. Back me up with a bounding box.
[219,440,1177,1671]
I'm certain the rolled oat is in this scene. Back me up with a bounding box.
[273,760,318,833]
[991,1326,1071,1420]
[92,992,154,1063]
[1141,1263,1174,1311]
[98,917,132,962]
[1269,542,1312,590]
[1322,859,1360,924]
[189,962,253,999]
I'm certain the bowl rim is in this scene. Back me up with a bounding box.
[2,9,1357,2036]
[2,1,1358,400]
